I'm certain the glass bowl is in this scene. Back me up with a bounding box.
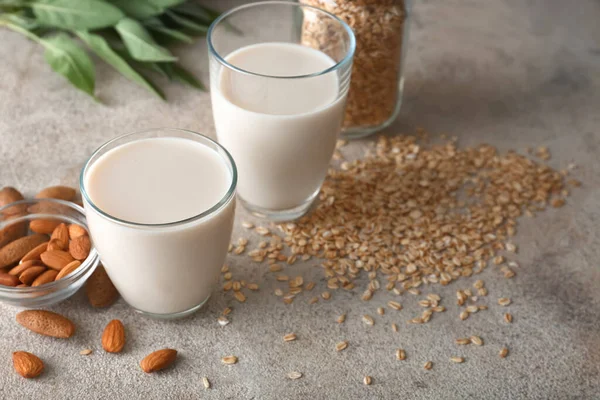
[0,199,100,308]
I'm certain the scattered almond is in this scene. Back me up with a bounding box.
[0,234,48,268]
[16,310,75,338]
[85,265,119,308]
[102,320,125,353]
[140,349,177,373]
[69,235,91,261]
[35,186,76,201]
[12,351,44,378]
[55,260,82,280]
[0,187,26,247]
[20,242,48,263]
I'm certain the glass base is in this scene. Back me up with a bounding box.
[131,295,210,320]
[340,78,404,140]
[239,189,319,222]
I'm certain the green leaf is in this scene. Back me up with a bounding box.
[144,17,192,44]
[115,17,177,62]
[148,0,186,8]
[40,33,95,97]
[172,3,213,24]
[76,30,165,99]
[3,13,39,30]
[164,10,207,34]
[171,64,204,90]
[31,0,124,30]
[107,0,162,20]
[150,62,173,80]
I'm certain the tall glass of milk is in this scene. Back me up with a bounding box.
[208,1,355,221]
[80,128,237,319]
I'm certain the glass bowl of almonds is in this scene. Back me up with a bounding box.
[0,198,100,307]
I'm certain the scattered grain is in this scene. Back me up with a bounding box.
[499,347,509,358]
[283,333,297,342]
[363,376,372,386]
[222,356,238,365]
[450,356,465,363]
[336,341,348,352]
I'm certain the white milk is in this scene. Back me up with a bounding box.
[83,137,235,315]
[211,42,346,211]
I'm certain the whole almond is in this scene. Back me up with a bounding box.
[40,250,74,270]
[13,351,44,378]
[68,224,87,239]
[69,235,91,261]
[0,234,48,268]
[85,265,119,308]
[16,310,75,338]
[50,223,69,249]
[20,242,49,264]
[140,349,177,373]
[0,187,24,206]
[0,187,26,247]
[0,271,20,287]
[30,219,61,235]
[102,320,125,353]
[9,260,43,276]
[32,269,58,287]
[35,186,76,201]
[46,239,64,252]
[55,260,81,281]
[19,266,47,285]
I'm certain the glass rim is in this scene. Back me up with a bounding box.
[79,128,238,228]
[207,0,356,80]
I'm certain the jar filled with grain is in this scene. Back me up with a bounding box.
[300,0,410,139]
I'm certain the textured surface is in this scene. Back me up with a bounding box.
[1,0,600,399]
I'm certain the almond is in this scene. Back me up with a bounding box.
[50,223,69,249]
[102,320,125,353]
[0,234,48,268]
[85,265,119,308]
[0,187,26,247]
[40,250,74,270]
[20,242,49,263]
[55,260,81,281]
[31,269,58,286]
[13,351,44,378]
[9,260,43,276]
[47,238,65,252]
[16,310,75,338]
[29,219,61,235]
[140,349,177,373]
[0,187,24,206]
[68,224,87,239]
[0,271,20,286]
[35,186,76,201]
[19,266,47,285]
[69,235,91,261]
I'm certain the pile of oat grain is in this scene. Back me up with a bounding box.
[238,131,579,303]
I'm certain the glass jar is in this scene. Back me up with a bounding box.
[300,0,411,139]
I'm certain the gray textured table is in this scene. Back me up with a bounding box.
[1,0,599,399]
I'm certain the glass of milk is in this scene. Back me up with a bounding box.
[80,128,237,319]
[208,1,355,221]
